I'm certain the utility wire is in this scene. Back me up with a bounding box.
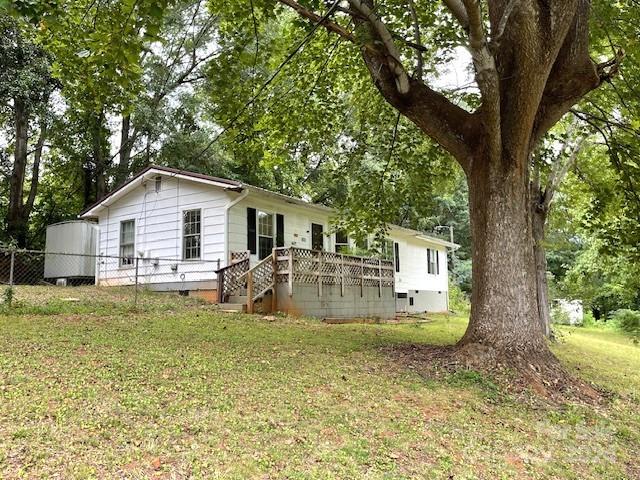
[190,0,342,163]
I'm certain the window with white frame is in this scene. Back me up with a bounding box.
[335,230,349,253]
[183,209,201,260]
[120,219,135,266]
[257,211,274,260]
[427,248,440,275]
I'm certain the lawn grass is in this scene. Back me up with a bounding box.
[0,288,638,479]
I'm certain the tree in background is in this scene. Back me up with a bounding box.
[0,15,56,247]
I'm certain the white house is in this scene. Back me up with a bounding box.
[79,165,457,314]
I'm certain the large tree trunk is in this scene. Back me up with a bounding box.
[91,111,108,201]
[7,99,29,247]
[116,114,133,185]
[459,150,550,359]
[533,210,552,338]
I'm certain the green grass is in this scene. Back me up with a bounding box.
[0,288,638,479]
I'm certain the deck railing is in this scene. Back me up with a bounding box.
[218,247,395,307]
[216,257,249,303]
[274,247,394,297]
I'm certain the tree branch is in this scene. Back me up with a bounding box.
[277,0,356,43]
[278,0,476,163]
[461,0,500,153]
[348,0,410,94]
[442,0,469,28]
[407,0,423,77]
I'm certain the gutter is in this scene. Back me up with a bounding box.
[223,186,250,266]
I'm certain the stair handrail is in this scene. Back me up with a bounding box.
[216,257,250,303]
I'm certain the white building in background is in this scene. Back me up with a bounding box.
[79,165,457,313]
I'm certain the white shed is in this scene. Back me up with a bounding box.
[44,220,98,280]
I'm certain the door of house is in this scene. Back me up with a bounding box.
[311,223,324,251]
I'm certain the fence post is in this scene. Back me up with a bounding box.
[378,258,382,298]
[7,249,15,307]
[360,257,364,298]
[134,257,140,308]
[9,249,15,287]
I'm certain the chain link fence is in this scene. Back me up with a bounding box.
[1,247,222,311]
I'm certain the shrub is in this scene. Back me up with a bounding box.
[582,310,596,327]
[448,281,470,314]
[2,286,13,307]
[551,304,571,325]
[611,309,640,343]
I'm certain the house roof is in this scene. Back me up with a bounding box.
[79,164,459,249]
[79,165,243,218]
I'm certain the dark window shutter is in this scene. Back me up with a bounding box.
[436,250,440,275]
[394,242,400,273]
[276,214,285,247]
[427,248,431,274]
[247,207,257,254]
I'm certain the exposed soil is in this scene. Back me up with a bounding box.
[382,341,607,405]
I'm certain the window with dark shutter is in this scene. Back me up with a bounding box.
[276,214,284,247]
[436,250,440,275]
[394,242,400,272]
[247,207,257,254]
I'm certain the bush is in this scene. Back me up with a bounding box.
[610,309,640,343]
[582,310,596,327]
[448,281,470,314]
[551,304,571,325]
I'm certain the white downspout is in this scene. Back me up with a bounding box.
[223,187,249,267]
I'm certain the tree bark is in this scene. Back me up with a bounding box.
[533,209,551,337]
[91,111,108,201]
[7,99,30,247]
[116,114,133,185]
[459,149,550,358]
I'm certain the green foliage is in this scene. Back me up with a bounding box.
[2,285,13,306]
[610,309,640,343]
[550,304,571,325]
[448,280,469,314]
[582,310,596,328]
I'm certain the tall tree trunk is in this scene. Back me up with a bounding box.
[24,122,47,220]
[91,110,108,201]
[7,99,29,247]
[82,159,94,209]
[533,209,552,338]
[459,151,550,358]
[116,114,133,184]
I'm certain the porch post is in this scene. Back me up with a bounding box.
[288,247,293,297]
[271,248,278,312]
[247,270,254,314]
[317,250,323,297]
[378,258,382,298]
[340,254,344,297]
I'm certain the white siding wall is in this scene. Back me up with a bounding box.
[227,194,334,264]
[391,232,449,294]
[96,177,230,286]
[227,192,449,297]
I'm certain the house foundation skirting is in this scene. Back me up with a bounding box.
[276,283,395,319]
